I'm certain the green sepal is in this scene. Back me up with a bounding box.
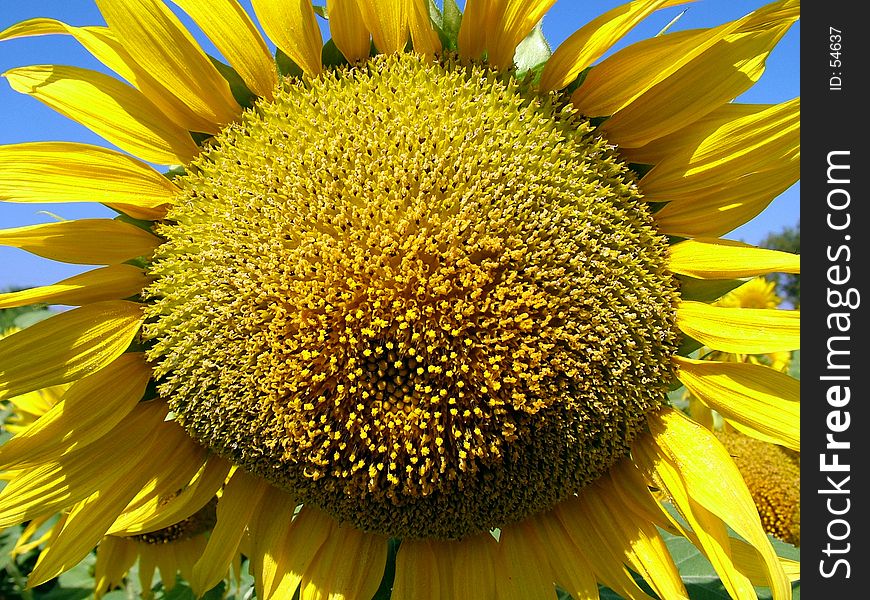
[514,22,551,84]
[676,334,703,359]
[114,212,156,232]
[564,66,591,95]
[276,48,304,78]
[647,200,668,214]
[139,377,160,403]
[435,0,462,52]
[678,275,747,304]
[163,164,187,180]
[209,55,257,109]
[628,162,654,179]
[190,131,214,146]
[322,38,348,68]
[312,4,327,19]
[371,538,401,600]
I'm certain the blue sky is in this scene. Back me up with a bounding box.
[0,0,800,291]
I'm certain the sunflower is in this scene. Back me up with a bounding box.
[686,277,797,437]
[715,431,800,548]
[0,1,800,598]
[0,371,229,599]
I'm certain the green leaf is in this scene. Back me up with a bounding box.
[788,349,800,380]
[513,22,551,83]
[312,5,327,19]
[0,525,22,570]
[1,302,51,334]
[11,308,54,330]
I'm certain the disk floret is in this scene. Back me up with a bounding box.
[144,53,680,538]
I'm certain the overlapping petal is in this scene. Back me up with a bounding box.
[3,65,199,164]
[0,218,160,265]
[93,0,241,128]
[251,0,323,76]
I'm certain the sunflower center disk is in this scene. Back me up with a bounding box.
[144,53,680,539]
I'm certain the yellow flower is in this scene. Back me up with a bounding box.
[716,431,801,547]
[0,378,228,598]
[0,1,801,599]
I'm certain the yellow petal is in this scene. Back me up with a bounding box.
[571,27,726,118]
[117,421,210,514]
[522,509,599,600]
[0,401,166,527]
[573,0,797,119]
[677,300,800,354]
[0,353,150,469]
[93,0,240,129]
[0,18,139,84]
[669,238,800,279]
[601,26,795,148]
[109,454,231,535]
[0,301,143,402]
[190,468,269,596]
[621,101,775,164]
[29,478,145,586]
[251,0,323,76]
[258,505,334,600]
[653,154,799,238]
[138,544,159,595]
[11,514,55,557]
[168,0,278,99]
[0,18,219,135]
[580,482,688,600]
[0,142,177,220]
[451,532,498,600]
[540,0,691,92]
[177,536,208,585]
[0,218,160,265]
[731,539,801,584]
[299,522,388,600]
[408,0,442,58]
[0,265,148,309]
[2,65,198,165]
[355,0,408,55]
[641,99,800,203]
[555,496,656,600]
[458,0,502,60]
[246,485,300,600]
[155,543,180,590]
[674,356,799,451]
[94,537,138,599]
[327,0,371,63]
[495,519,558,600]
[634,408,791,599]
[38,423,204,590]
[487,0,556,69]
[392,540,441,600]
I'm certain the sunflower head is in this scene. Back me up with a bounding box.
[0,0,800,597]
[143,50,681,539]
[716,430,801,546]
